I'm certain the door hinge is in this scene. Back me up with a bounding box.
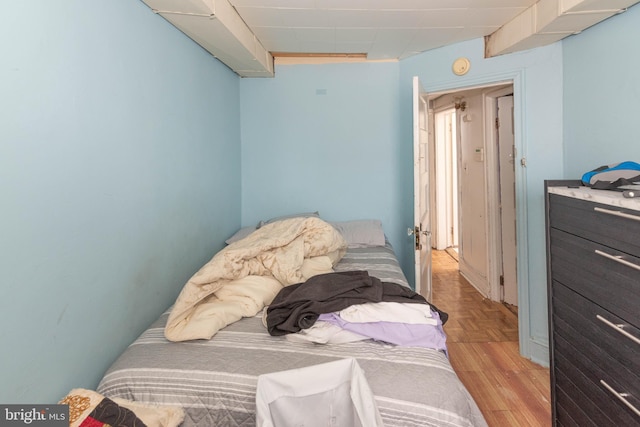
[500,275,505,286]
[495,117,500,129]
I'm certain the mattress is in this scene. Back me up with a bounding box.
[97,244,487,427]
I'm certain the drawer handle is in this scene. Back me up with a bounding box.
[600,379,640,417]
[594,206,640,223]
[596,314,640,345]
[595,249,640,272]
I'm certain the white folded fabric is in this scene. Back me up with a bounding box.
[285,320,369,344]
[339,301,437,325]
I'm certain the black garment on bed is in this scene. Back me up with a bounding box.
[266,270,448,336]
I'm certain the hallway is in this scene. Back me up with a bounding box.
[426,250,551,426]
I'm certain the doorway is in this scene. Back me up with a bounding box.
[433,107,458,259]
[428,83,517,309]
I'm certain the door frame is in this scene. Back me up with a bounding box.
[420,69,535,360]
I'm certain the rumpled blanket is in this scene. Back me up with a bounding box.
[165,217,347,341]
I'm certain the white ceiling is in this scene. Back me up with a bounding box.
[228,0,538,60]
[143,0,639,77]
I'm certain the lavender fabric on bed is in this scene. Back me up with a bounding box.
[318,311,448,352]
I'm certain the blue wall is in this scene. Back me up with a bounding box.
[0,0,241,403]
[563,4,640,176]
[240,62,407,259]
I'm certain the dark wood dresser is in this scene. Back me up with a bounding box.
[545,181,640,426]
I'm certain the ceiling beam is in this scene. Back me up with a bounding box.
[142,0,274,77]
[485,0,639,57]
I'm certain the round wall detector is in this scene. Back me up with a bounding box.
[452,57,471,76]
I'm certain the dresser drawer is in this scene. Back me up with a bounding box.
[554,350,639,427]
[549,193,640,258]
[553,283,640,391]
[551,283,640,425]
[554,366,615,427]
[549,228,640,327]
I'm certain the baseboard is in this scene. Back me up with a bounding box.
[526,336,550,368]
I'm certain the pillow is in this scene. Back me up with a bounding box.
[257,211,320,228]
[225,226,257,245]
[330,219,386,247]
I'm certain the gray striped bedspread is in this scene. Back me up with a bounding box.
[97,244,487,427]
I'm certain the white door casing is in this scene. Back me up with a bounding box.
[412,76,432,300]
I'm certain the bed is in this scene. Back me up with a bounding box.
[97,217,487,427]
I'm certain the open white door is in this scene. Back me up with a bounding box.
[498,95,517,306]
[412,76,432,300]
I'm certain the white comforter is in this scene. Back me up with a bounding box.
[165,217,347,342]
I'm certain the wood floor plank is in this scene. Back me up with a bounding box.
[426,250,551,427]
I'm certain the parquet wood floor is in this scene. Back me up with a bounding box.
[426,250,552,426]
